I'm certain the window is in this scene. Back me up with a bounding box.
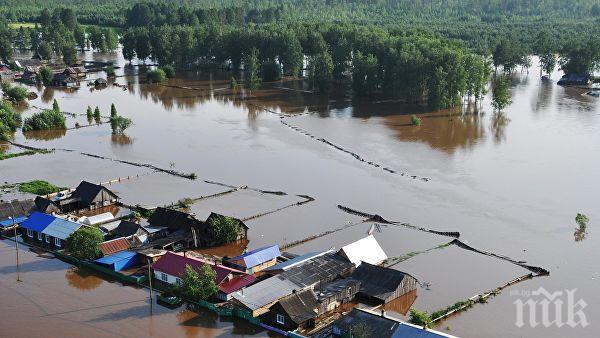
[45,234,50,243]
[27,229,33,238]
[276,314,285,325]
[161,273,168,282]
[176,278,182,286]
[55,238,61,247]
[37,232,42,241]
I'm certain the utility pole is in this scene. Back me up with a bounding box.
[12,217,21,282]
[147,257,153,314]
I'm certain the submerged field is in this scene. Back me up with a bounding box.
[1,50,599,338]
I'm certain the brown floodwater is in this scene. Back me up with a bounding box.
[1,50,599,338]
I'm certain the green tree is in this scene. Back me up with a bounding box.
[52,99,60,112]
[38,41,53,61]
[492,75,512,113]
[62,45,77,65]
[352,52,379,95]
[178,264,218,301]
[38,66,54,85]
[0,100,22,140]
[121,30,136,63]
[22,109,66,131]
[309,51,333,92]
[110,116,132,134]
[66,227,104,261]
[245,48,261,90]
[86,106,93,123]
[74,24,86,51]
[110,103,117,118]
[146,69,167,83]
[1,83,29,102]
[93,106,101,121]
[209,215,241,244]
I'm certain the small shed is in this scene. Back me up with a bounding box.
[338,235,387,267]
[225,245,281,274]
[315,278,361,314]
[94,78,107,87]
[95,250,139,271]
[351,262,418,305]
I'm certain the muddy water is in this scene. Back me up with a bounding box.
[1,50,599,338]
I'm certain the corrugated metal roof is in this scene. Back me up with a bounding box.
[95,250,137,265]
[19,212,56,232]
[100,237,131,256]
[393,323,459,338]
[352,262,415,303]
[0,216,28,228]
[233,275,300,311]
[277,289,319,324]
[228,245,280,268]
[339,235,387,267]
[219,274,256,295]
[265,250,332,272]
[42,218,82,240]
[152,251,236,285]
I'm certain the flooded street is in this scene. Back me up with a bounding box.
[1,50,599,337]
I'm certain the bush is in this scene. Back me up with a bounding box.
[160,65,175,78]
[110,115,132,134]
[178,264,218,301]
[229,77,238,89]
[261,61,281,82]
[22,109,66,131]
[575,213,589,230]
[0,101,22,140]
[409,309,432,327]
[1,82,29,102]
[147,69,167,83]
[411,114,422,126]
[18,180,66,195]
[38,66,54,85]
[105,66,115,77]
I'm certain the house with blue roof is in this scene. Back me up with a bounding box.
[95,250,140,271]
[20,212,83,248]
[224,245,281,274]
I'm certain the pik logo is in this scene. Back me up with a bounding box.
[513,287,589,328]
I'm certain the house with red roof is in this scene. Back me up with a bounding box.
[152,251,255,301]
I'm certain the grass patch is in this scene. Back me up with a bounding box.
[0,150,36,160]
[8,22,36,28]
[18,180,67,195]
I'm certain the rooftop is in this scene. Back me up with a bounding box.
[227,245,280,268]
[338,235,387,267]
[265,250,332,273]
[278,289,319,325]
[352,262,416,303]
[152,251,239,285]
[100,237,132,256]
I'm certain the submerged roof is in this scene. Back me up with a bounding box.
[227,245,280,268]
[19,212,56,232]
[352,262,416,302]
[152,251,237,285]
[42,217,82,240]
[265,250,332,272]
[339,235,387,267]
[277,289,319,324]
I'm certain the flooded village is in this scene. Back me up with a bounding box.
[1,22,600,338]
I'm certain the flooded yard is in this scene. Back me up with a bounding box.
[1,50,599,337]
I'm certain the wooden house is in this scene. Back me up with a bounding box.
[20,212,82,249]
[56,181,119,213]
[351,262,418,305]
[262,289,319,331]
[224,245,280,274]
[63,67,87,78]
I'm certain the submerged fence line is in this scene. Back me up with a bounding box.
[242,194,315,222]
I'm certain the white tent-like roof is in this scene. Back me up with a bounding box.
[338,235,388,267]
[80,212,114,226]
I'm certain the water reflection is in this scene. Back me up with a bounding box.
[65,267,103,291]
[385,110,485,153]
[23,129,67,141]
[111,134,134,146]
[489,113,511,145]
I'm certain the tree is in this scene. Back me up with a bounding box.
[104,28,119,52]
[74,25,86,52]
[110,116,132,134]
[134,28,151,62]
[38,66,54,85]
[22,109,66,131]
[0,20,13,62]
[245,48,261,90]
[86,106,93,122]
[93,106,101,121]
[309,51,333,92]
[66,227,104,261]
[352,52,379,95]
[121,30,136,63]
[539,53,557,77]
[160,65,175,78]
[38,41,53,61]
[261,61,281,82]
[62,45,77,65]
[110,103,117,118]
[52,99,60,112]
[178,264,218,301]
[209,215,241,244]
[492,75,512,113]
[0,101,22,140]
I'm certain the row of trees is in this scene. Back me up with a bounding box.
[121,23,490,109]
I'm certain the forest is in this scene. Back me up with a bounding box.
[1,1,600,109]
